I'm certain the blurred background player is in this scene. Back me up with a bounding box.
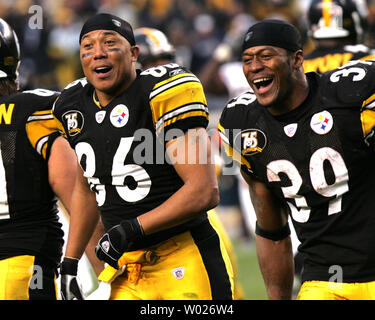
[0,18,77,300]
[134,27,178,69]
[199,13,255,100]
[303,0,375,73]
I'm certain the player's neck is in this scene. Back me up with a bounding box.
[268,72,309,116]
[0,78,18,96]
[95,70,137,107]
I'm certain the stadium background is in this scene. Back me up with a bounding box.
[4,0,375,299]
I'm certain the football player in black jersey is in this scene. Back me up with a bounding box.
[56,13,233,300]
[0,18,77,299]
[219,18,375,299]
[134,26,245,300]
[303,0,375,73]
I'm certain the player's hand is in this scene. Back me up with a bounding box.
[95,218,144,269]
[60,257,85,300]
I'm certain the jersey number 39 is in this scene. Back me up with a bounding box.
[267,147,349,223]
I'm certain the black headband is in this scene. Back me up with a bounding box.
[242,19,302,52]
[79,13,135,46]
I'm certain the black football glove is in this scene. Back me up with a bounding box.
[60,257,85,300]
[95,218,144,269]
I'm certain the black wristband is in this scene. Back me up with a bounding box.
[255,221,290,241]
[60,257,79,276]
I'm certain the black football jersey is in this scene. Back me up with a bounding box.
[53,64,210,248]
[219,60,375,282]
[303,44,375,73]
[0,88,64,266]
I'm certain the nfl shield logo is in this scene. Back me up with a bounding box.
[172,267,185,280]
[102,240,110,252]
[95,110,106,124]
[284,123,298,137]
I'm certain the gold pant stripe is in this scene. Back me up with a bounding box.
[297,280,375,300]
[0,255,35,300]
[0,255,58,300]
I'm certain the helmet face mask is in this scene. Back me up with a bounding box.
[0,18,20,81]
[134,28,175,68]
[308,0,368,43]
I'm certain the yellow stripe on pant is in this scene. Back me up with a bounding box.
[0,255,58,300]
[297,280,375,300]
[98,224,234,300]
[0,255,34,299]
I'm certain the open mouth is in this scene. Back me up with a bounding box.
[94,66,113,75]
[252,77,274,93]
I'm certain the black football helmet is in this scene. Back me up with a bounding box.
[0,18,20,80]
[307,0,368,43]
[134,27,175,68]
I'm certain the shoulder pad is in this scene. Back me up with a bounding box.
[140,63,188,79]
[321,60,375,105]
[53,78,88,114]
[13,88,59,112]
[140,64,209,134]
[220,91,258,130]
[139,63,195,93]
[63,77,88,91]
[226,91,257,109]
[343,44,370,54]
[22,88,60,97]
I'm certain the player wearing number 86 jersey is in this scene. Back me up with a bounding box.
[219,18,375,299]
[54,66,211,236]
[53,13,233,300]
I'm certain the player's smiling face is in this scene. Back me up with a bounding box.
[80,30,138,98]
[242,46,293,107]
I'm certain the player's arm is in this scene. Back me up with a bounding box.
[83,217,106,276]
[48,136,77,211]
[241,170,294,300]
[60,163,102,299]
[52,140,105,277]
[139,127,219,233]
[65,163,101,260]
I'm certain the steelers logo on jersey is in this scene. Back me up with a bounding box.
[310,110,333,135]
[110,104,129,128]
[234,129,267,156]
[62,110,84,136]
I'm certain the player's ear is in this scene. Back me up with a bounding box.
[293,50,304,69]
[131,45,140,62]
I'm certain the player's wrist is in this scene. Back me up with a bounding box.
[119,217,145,247]
[95,218,146,268]
[61,256,79,275]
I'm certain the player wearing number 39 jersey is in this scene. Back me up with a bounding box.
[219,19,375,300]
[54,13,233,300]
